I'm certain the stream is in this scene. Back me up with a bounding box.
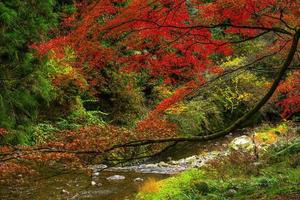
[0,135,235,200]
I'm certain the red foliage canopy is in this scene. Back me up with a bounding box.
[277,71,300,118]
[32,0,300,114]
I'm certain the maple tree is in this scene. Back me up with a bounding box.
[33,0,300,130]
[277,71,300,119]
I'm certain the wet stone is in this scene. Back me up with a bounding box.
[106,175,126,181]
[134,177,144,182]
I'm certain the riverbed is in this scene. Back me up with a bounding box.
[0,135,234,200]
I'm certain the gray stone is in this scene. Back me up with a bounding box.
[134,177,144,182]
[226,189,237,197]
[106,175,125,181]
[158,161,169,167]
[61,189,70,195]
[93,172,100,176]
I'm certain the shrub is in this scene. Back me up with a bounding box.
[165,100,224,136]
[97,68,147,126]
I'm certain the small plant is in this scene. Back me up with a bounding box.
[138,178,162,194]
[31,122,58,145]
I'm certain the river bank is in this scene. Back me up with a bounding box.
[0,122,298,200]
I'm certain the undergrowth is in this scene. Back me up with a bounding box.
[137,124,300,200]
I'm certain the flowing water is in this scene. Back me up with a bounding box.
[0,171,168,200]
[0,136,234,200]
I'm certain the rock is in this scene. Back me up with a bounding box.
[178,159,189,166]
[134,177,144,182]
[169,160,178,165]
[93,172,100,176]
[91,164,107,171]
[91,181,97,186]
[214,142,220,146]
[61,189,70,195]
[185,155,198,164]
[106,175,125,181]
[253,162,261,167]
[151,170,160,174]
[193,161,203,168]
[229,135,254,151]
[225,133,233,138]
[158,161,169,167]
[144,164,159,168]
[226,189,237,197]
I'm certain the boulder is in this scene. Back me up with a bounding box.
[229,135,254,151]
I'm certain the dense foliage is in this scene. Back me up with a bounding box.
[0,0,58,128]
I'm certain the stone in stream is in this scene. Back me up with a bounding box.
[90,164,108,171]
[93,172,100,176]
[184,155,199,164]
[134,177,144,182]
[61,189,70,195]
[106,175,126,181]
[158,161,169,167]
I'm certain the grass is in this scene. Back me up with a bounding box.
[136,123,300,200]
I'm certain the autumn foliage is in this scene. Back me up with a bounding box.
[277,72,300,119]
[31,0,300,115]
[0,123,178,180]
